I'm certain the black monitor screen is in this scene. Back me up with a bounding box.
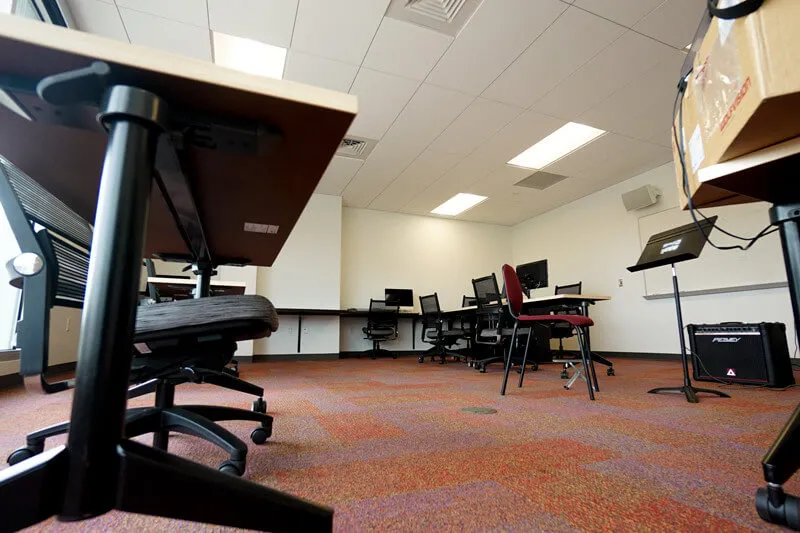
[385,288,413,307]
[516,260,548,292]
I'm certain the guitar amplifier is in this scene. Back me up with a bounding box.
[688,322,795,387]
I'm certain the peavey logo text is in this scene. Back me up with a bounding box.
[712,337,741,343]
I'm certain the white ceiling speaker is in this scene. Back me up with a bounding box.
[622,185,661,211]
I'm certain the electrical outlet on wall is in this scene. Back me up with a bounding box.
[618,278,624,288]
[65,317,70,331]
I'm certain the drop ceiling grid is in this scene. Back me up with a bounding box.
[71,0,695,224]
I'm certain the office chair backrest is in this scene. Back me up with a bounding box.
[472,274,502,310]
[462,295,477,307]
[367,299,398,330]
[0,156,93,377]
[419,293,442,331]
[555,282,582,295]
[501,264,524,318]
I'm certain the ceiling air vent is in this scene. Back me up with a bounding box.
[386,0,484,37]
[514,171,568,191]
[336,135,376,160]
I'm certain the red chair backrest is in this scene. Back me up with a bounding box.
[502,264,524,317]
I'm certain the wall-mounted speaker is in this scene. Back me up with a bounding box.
[622,185,661,211]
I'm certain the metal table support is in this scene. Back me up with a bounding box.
[757,202,800,530]
[0,63,332,533]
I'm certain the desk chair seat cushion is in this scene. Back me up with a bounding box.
[518,314,593,327]
[135,295,279,342]
[425,329,463,339]
[479,327,529,338]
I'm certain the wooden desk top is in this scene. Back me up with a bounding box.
[147,277,246,297]
[447,294,611,314]
[0,15,357,267]
[697,136,800,205]
[147,277,246,288]
[275,308,419,318]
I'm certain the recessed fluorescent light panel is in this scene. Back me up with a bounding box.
[213,31,286,79]
[431,193,487,216]
[507,122,606,170]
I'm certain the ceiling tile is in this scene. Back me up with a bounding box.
[648,128,673,148]
[546,133,672,183]
[343,84,473,207]
[120,7,212,61]
[634,0,709,49]
[482,7,625,108]
[578,50,685,141]
[314,156,364,195]
[284,50,358,92]
[369,149,461,211]
[208,0,297,48]
[572,0,663,27]
[429,98,524,156]
[116,0,208,27]
[68,0,128,41]
[347,68,420,139]
[292,0,390,65]
[341,141,423,208]
[362,18,452,81]
[426,0,567,95]
[530,31,677,120]
[381,83,474,146]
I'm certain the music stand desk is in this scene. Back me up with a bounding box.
[0,14,356,533]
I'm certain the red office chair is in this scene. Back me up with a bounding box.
[500,264,598,400]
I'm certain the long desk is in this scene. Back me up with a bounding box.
[443,294,613,371]
[0,13,356,532]
[147,276,246,299]
[275,308,419,352]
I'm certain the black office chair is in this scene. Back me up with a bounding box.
[361,298,399,359]
[460,295,477,363]
[418,293,463,364]
[470,274,529,373]
[0,157,274,476]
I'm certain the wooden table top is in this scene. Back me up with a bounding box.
[697,136,800,205]
[0,15,357,267]
[447,294,611,314]
[146,277,246,297]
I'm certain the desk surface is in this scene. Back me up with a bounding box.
[147,277,246,297]
[0,14,357,267]
[698,136,800,205]
[446,294,611,314]
[275,308,419,318]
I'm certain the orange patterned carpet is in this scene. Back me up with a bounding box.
[1,357,799,532]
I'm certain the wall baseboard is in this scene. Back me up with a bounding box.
[595,351,680,361]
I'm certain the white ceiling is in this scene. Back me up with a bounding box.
[65,0,701,226]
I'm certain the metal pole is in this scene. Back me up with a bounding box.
[672,264,691,387]
[61,87,163,520]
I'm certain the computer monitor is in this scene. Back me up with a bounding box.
[385,288,413,307]
[516,260,548,297]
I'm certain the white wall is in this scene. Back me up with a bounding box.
[340,208,512,352]
[511,163,796,355]
[255,194,342,354]
[341,208,512,311]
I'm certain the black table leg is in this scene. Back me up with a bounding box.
[297,314,302,354]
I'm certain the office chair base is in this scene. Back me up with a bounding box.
[647,385,731,403]
[0,440,333,533]
[364,348,396,360]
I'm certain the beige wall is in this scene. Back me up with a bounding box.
[511,163,795,355]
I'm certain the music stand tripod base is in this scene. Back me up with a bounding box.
[628,217,730,404]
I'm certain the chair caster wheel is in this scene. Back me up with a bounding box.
[531,363,539,372]
[478,366,486,373]
[563,385,570,390]
[252,397,267,414]
[560,371,569,379]
[392,354,398,359]
[607,367,615,376]
[418,356,424,363]
[370,354,377,360]
[251,424,272,444]
[515,367,522,374]
[7,444,42,466]
[218,460,245,476]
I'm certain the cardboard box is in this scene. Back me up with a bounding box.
[675,0,800,208]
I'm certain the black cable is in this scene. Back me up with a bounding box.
[673,77,779,251]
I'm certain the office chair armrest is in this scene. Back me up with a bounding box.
[6,258,23,289]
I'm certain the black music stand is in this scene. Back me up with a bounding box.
[628,216,730,403]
